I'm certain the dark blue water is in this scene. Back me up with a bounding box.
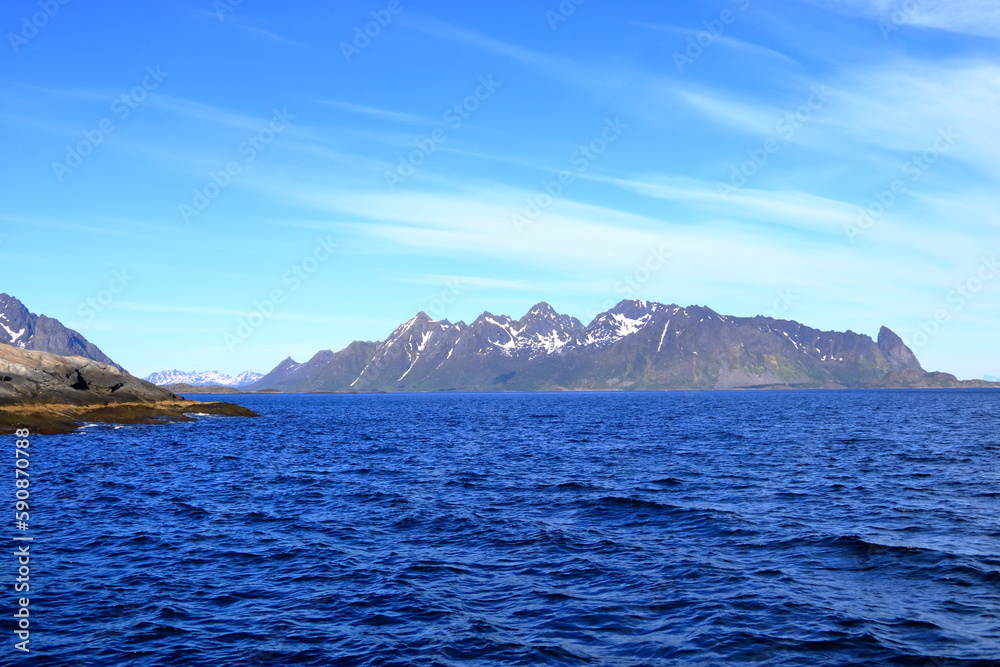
[24,391,1000,666]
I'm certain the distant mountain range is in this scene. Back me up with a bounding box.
[144,370,264,387]
[2,292,994,394]
[0,293,123,371]
[986,375,999,382]
[249,300,991,392]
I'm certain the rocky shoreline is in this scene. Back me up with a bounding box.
[0,344,258,435]
[0,399,258,435]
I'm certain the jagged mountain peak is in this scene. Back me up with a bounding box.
[382,313,461,359]
[610,299,668,314]
[524,301,557,319]
[0,293,30,320]
[390,311,458,336]
[308,350,337,364]
[583,300,667,347]
[877,326,923,372]
[0,292,123,371]
[472,310,510,324]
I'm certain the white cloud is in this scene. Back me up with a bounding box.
[246,178,972,320]
[805,0,1000,38]
[821,59,1000,178]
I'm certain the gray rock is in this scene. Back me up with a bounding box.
[0,343,172,406]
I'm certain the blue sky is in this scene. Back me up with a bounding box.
[2,0,998,379]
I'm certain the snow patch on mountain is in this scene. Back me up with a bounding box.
[583,309,654,347]
[0,321,25,346]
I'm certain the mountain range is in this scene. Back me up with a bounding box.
[250,300,986,392]
[0,293,123,371]
[2,292,993,394]
[144,370,264,387]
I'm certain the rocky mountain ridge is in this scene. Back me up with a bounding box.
[0,293,123,371]
[250,300,990,392]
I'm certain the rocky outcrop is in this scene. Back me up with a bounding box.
[0,344,257,434]
[877,326,923,373]
[0,344,170,406]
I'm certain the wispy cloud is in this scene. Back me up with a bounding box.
[803,58,1000,179]
[400,15,811,138]
[146,94,275,131]
[247,178,962,311]
[674,89,785,137]
[804,0,1000,38]
[630,22,799,66]
[193,9,305,46]
[395,274,540,292]
[402,15,575,76]
[321,101,431,125]
[0,215,164,242]
[117,302,375,326]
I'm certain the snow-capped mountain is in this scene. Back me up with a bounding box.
[144,370,264,387]
[250,300,974,392]
[0,293,124,371]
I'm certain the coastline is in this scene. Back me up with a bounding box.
[0,399,258,435]
[176,383,1000,396]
